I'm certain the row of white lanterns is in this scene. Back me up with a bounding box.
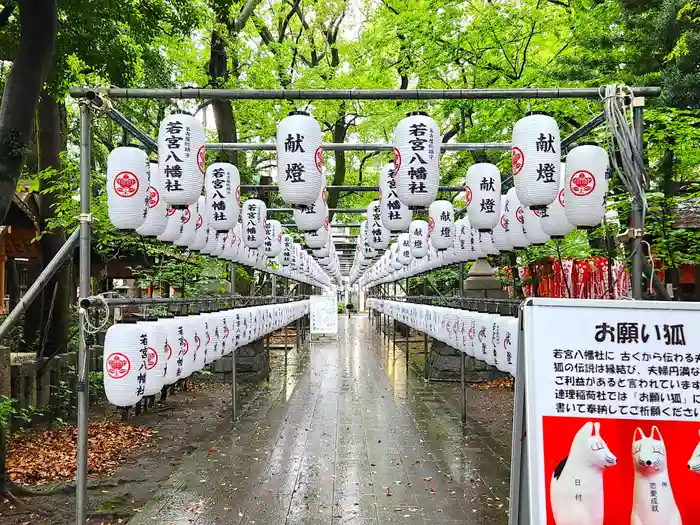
[367,299,518,377]
[103,301,310,407]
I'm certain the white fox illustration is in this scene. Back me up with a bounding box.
[631,426,682,525]
[689,429,700,474]
[550,421,617,525]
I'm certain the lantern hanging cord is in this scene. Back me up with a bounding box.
[600,84,648,220]
[81,293,113,334]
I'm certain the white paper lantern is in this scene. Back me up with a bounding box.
[397,233,412,265]
[394,112,441,207]
[212,231,227,257]
[523,207,550,245]
[305,218,329,249]
[379,163,412,231]
[174,202,198,247]
[479,231,499,255]
[107,147,149,230]
[189,196,207,251]
[137,320,167,397]
[136,163,168,237]
[277,111,323,206]
[200,225,217,254]
[281,234,293,266]
[157,208,184,243]
[158,114,205,207]
[541,164,575,238]
[264,219,283,257]
[409,220,429,258]
[294,176,327,232]
[453,219,470,261]
[504,317,518,376]
[564,144,609,227]
[367,200,390,250]
[192,315,207,372]
[161,317,182,386]
[428,200,454,250]
[242,199,267,249]
[360,220,377,260]
[465,219,485,260]
[492,198,513,251]
[103,321,147,407]
[465,163,501,231]
[205,162,240,231]
[505,188,529,249]
[512,112,561,208]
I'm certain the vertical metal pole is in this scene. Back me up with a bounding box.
[631,98,645,299]
[284,277,288,367]
[76,104,92,525]
[459,263,467,425]
[423,275,429,382]
[231,263,237,421]
[405,278,410,368]
[392,281,396,358]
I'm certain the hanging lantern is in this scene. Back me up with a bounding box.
[505,188,529,249]
[200,225,218,254]
[294,176,327,232]
[212,231,227,257]
[564,143,609,227]
[107,147,149,230]
[137,319,167,397]
[305,217,329,249]
[158,114,205,207]
[136,163,168,237]
[465,163,501,231]
[428,200,454,250]
[242,199,267,249]
[205,162,240,232]
[189,196,207,251]
[103,321,147,407]
[264,219,283,257]
[409,219,429,259]
[492,199,513,251]
[160,317,181,385]
[394,112,441,207]
[465,220,486,260]
[276,111,323,206]
[174,202,198,247]
[396,233,412,266]
[479,231,499,255]
[174,315,196,378]
[367,200,390,250]
[281,234,293,266]
[541,163,575,238]
[453,219,471,261]
[523,207,550,245]
[512,112,561,208]
[379,163,412,231]
[157,208,184,243]
[360,220,377,260]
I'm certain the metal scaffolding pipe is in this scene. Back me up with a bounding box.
[79,295,299,309]
[282,223,362,228]
[561,112,606,151]
[208,142,510,151]
[72,87,662,101]
[244,184,466,193]
[0,228,80,342]
[269,206,462,214]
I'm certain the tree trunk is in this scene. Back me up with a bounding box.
[327,116,347,220]
[0,0,57,223]
[37,92,71,359]
[209,25,238,166]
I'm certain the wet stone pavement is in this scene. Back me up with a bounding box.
[129,316,510,525]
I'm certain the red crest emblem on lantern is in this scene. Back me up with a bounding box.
[323,217,329,230]
[166,343,172,360]
[558,188,565,207]
[196,214,203,229]
[468,327,474,340]
[183,208,191,224]
[235,185,241,203]
[195,334,201,350]
[428,216,435,233]
[516,206,524,224]
[197,146,206,174]
[512,147,524,176]
[570,170,596,197]
[500,214,507,229]
[113,171,139,198]
[147,187,160,208]
[314,146,323,172]
[167,208,176,217]
[465,186,473,206]
[106,352,131,380]
[183,339,189,355]
[146,347,158,370]
[393,148,402,173]
[533,208,543,218]
[224,325,230,339]
[206,333,211,345]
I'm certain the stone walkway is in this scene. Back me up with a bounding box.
[129,315,510,525]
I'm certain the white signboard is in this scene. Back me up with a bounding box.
[310,295,338,334]
[511,298,700,525]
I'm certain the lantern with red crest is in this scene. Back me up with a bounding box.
[107,147,149,230]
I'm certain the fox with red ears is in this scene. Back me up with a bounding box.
[550,421,617,525]
[631,425,682,525]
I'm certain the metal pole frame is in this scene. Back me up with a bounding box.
[459,263,467,426]
[631,99,645,299]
